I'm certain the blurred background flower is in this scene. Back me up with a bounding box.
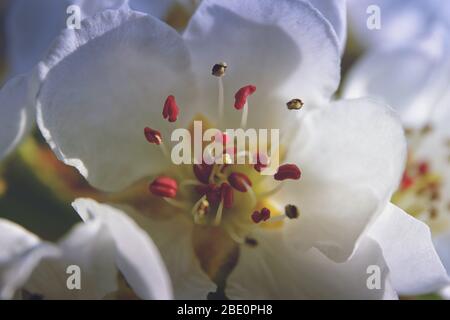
[344,0,450,298]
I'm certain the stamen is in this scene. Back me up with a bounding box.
[198,199,209,215]
[251,207,271,223]
[286,98,304,110]
[260,207,271,220]
[149,176,178,198]
[212,62,227,77]
[284,204,299,219]
[191,195,208,223]
[244,181,257,208]
[224,225,245,244]
[218,77,225,124]
[274,164,301,181]
[193,164,213,184]
[159,141,171,160]
[213,201,224,226]
[244,237,258,247]
[212,63,227,124]
[234,85,256,110]
[209,165,219,183]
[228,172,253,192]
[144,127,162,145]
[144,127,170,159]
[400,172,414,190]
[162,95,179,122]
[251,211,262,223]
[205,184,221,205]
[254,152,269,172]
[418,162,429,175]
[263,205,300,224]
[221,182,234,209]
[234,85,256,129]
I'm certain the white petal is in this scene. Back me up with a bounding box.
[440,286,450,300]
[72,0,128,18]
[36,9,195,192]
[433,230,450,277]
[128,0,175,18]
[183,0,340,128]
[226,229,397,299]
[0,74,36,160]
[368,203,450,295]
[282,98,406,261]
[73,198,173,299]
[5,0,69,77]
[23,221,118,299]
[308,0,347,54]
[0,220,39,260]
[343,44,450,128]
[120,209,216,299]
[0,219,60,300]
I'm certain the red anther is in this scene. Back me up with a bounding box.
[162,95,179,122]
[206,184,221,205]
[254,153,269,172]
[260,207,271,221]
[251,210,262,223]
[401,172,414,190]
[193,164,213,184]
[234,85,256,110]
[144,127,162,145]
[149,176,178,198]
[221,182,234,209]
[251,207,271,223]
[274,164,301,181]
[228,172,252,192]
[418,162,429,175]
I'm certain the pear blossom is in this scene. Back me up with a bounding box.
[0,198,172,300]
[4,0,449,299]
[343,23,450,298]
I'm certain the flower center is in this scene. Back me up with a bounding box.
[143,63,304,244]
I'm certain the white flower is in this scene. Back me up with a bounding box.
[343,17,450,298]
[0,198,172,300]
[6,0,450,299]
